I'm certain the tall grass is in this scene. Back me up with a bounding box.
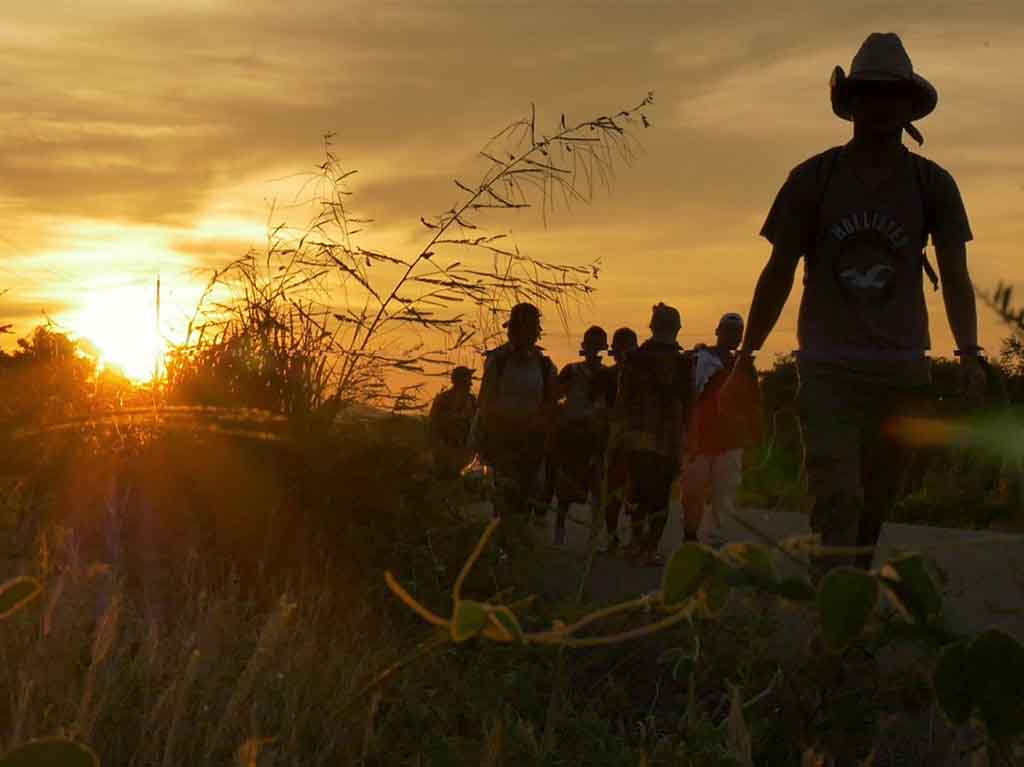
[166,95,653,417]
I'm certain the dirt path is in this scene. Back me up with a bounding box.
[529,501,1024,638]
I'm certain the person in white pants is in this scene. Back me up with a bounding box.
[681,313,748,546]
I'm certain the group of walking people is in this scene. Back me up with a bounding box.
[431,301,759,567]
[432,31,986,577]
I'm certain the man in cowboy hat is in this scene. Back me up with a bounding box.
[723,32,984,574]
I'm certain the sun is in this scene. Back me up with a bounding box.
[72,286,165,383]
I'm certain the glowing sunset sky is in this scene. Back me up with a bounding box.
[2,1,1022,381]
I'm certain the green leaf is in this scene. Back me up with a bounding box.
[769,577,817,603]
[0,737,100,767]
[932,640,974,726]
[0,576,42,620]
[488,606,524,643]
[451,600,488,643]
[816,567,878,651]
[879,554,942,624]
[968,629,1024,738]
[662,544,714,607]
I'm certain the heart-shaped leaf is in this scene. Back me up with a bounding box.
[0,737,99,767]
[769,577,817,603]
[701,558,733,616]
[488,606,523,643]
[879,554,942,625]
[816,567,878,651]
[932,640,974,726]
[663,544,714,607]
[0,576,42,620]
[968,628,1024,738]
[451,600,488,643]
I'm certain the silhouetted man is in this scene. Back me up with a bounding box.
[475,302,558,518]
[723,33,983,574]
[600,327,638,552]
[429,365,477,473]
[617,304,694,566]
[551,325,611,546]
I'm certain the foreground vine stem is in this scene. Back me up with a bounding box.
[384,518,705,651]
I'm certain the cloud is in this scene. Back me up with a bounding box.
[2,1,1023,362]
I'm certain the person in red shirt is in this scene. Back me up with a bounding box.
[680,313,758,546]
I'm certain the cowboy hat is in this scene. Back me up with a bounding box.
[830,33,937,144]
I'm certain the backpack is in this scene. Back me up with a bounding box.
[806,146,940,292]
[486,345,556,407]
[475,345,555,462]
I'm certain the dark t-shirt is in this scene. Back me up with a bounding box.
[429,387,477,448]
[557,360,609,422]
[617,340,694,459]
[760,145,972,385]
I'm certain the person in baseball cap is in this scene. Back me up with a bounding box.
[681,313,759,548]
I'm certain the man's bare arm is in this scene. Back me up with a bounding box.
[739,244,801,354]
[934,241,979,353]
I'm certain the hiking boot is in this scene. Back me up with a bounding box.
[643,549,665,568]
[623,542,646,563]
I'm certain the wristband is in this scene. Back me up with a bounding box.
[954,346,984,358]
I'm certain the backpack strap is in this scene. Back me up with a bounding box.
[805,146,843,261]
[913,154,941,292]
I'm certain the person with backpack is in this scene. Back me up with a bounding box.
[474,302,558,519]
[549,326,612,546]
[617,304,694,566]
[681,313,761,547]
[599,327,638,552]
[722,32,984,575]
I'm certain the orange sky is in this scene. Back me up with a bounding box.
[1,1,1022,382]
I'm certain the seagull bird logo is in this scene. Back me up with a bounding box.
[840,264,896,290]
